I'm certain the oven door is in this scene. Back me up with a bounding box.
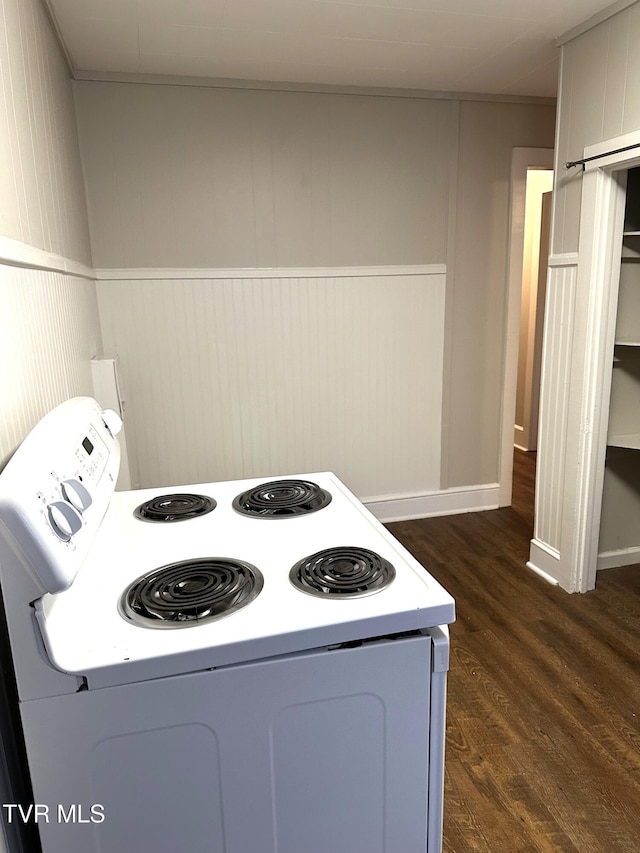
[21,629,446,853]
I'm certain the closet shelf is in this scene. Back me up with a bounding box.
[608,433,640,450]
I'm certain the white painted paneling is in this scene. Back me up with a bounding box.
[0,0,91,264]
[621,3,640,135]
[533,260,577,551]
[97,268,445,503]
[553,2,640,255]
[0,263,101,466]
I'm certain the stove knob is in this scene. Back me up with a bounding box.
[101,409,123,437]
[47,501,83,542]
[61,479,92,513]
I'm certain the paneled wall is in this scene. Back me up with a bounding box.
[0,264,101,467]
[530,257,577,577]
[553,2,640,255]
[0,0,91,264]
[447,100,556,487]
[97,267,445,505]
[0,0,100,466]
[531,0,640,590]
[73,83,455,269]
[75,81,556,499]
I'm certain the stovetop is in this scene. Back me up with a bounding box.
[36,472,455,689]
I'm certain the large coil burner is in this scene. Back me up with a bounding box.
[290,546,395,599]
[120,558,263,627]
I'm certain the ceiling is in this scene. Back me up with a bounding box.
[46,0,620,98]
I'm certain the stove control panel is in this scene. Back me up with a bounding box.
[43,431,108,543]
[0,397,121,594]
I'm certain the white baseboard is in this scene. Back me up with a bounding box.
[526,538,561,585]
[597,546,640,570]
[363,483,500,523]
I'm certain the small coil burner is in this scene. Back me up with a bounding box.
[232,479,331,518]
[134,493,216,523]
[290,546,395,599]
[120,558,263,628]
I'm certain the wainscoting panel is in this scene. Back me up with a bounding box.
[532,260,578,555]
[97,267,446,503]
[0,262,102,465]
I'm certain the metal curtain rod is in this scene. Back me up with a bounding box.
[565,142,640,170]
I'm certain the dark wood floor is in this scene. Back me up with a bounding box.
[387,449,640,852]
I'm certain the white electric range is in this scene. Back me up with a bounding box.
[0,397,455,853]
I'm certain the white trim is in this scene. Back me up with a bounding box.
[0,235,95,279]
[548,252,579,267]
[527,538,561,585]
[363,483,500,524]
[582,129,640,174]
[597,546,640,570]
[95,264,445,281]
[70,71,555,106]
[556,0,639,47]
[569,165,628,592]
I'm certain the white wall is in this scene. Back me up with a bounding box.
[0,0,100,466]
[74,81,556,503]
[446,100,556,488]
[73,83,455,269]
[0,0,91,263]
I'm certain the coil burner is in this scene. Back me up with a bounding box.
[120,558,263,627]
[232,479,331,518]
[290,546,395,599]
[133,493,216,522]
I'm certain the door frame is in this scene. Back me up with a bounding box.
[564,132,640,591]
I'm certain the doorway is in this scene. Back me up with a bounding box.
[514,171,553,452]
[500,147,554,508]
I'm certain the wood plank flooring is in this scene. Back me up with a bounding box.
[387,450,640,852]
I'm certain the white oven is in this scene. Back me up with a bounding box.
[0,397,455,853]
